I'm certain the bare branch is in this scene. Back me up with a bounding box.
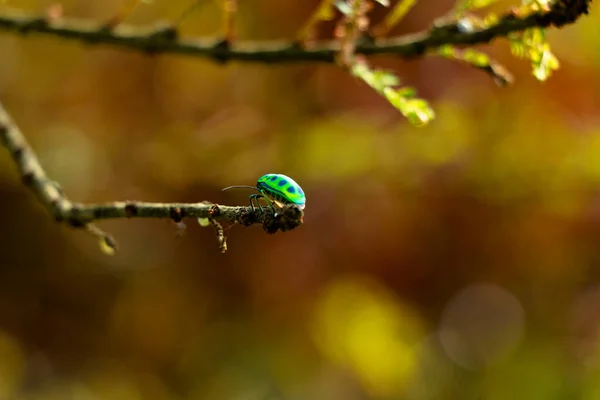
[0,0,591,63]
[0,102,67,218]
[0,102,303,253]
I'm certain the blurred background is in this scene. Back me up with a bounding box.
[0,0,599,399]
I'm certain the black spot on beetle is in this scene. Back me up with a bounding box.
[278,179,287,187]
[287,186,296,194]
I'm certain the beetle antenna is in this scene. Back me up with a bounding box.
[222,185,260,192]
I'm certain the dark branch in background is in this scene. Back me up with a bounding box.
[0,102,303,254]
[0,0,591,64]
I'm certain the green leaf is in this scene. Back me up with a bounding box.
[438,45,456,57]
[438,46,490,68]
[397,87,417,98]
[510,28,560,82]
[373,70,401,88]
[463,49,490,67]
[382,87,404,110]
[510,39,526,58]
[532,49,560,81]
[351,61,434,127]
[351,64,401,92]
[382,88,435,126]
[401,98,436,127]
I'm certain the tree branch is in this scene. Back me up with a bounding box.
[0,102,303,253]
[0,0,591,63]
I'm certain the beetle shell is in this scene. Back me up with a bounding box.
[257,174,306,209]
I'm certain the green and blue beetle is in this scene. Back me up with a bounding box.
[222,173,306,212]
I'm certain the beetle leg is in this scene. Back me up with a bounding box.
[248,194,258,213]
[249,194,266,214]
[256,195,268,213]
[258,194,276,213]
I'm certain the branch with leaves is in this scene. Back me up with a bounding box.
[0,0,592,252]
[0,102,303,254]
[0,0,592,126]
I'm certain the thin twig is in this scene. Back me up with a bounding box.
[465,56,514,86]
[0,0,591,63]
[210,218,228,253]
[0,101,118,250]
[0,102,68,218]
[435,45,514,86]
[0,102,303,253]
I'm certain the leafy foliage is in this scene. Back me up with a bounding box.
[438,45,514,86]
[510,28,560,81]
[350,61,435,127]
